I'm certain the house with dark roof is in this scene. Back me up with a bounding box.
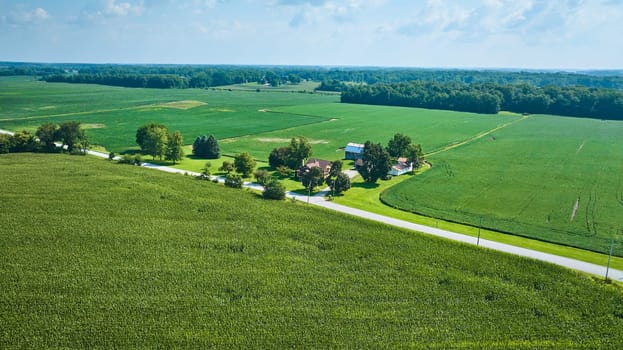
[298,158,333,178]
[345,142,364,160]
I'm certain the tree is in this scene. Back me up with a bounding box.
[136,123,168,159]
[205,135,220,159]
[387,133,412,158]
[254,169,272,186]
[35,122,59,151]
[263,179,286,200]
[192,135,208,157]
[289,137,313,168]
[357,141,391,183]
[224,173,243,188]
[276,165,292,178]
[268,146,290,169]
[328,160,343,178]
[219,160,234,174]
[0,134,10,154]
[165,130,184,164]
[234,152,256,177]
[406,143,425,170]
[58,121,87,153]
[329,172,351,195]
[301,166,324,192]
[8,130,37,152]
[192,135,220,158]
[201,161,212,177]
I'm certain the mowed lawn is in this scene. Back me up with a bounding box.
[1,153,622,348]
[0,77,338,152]
[382,115,623,254]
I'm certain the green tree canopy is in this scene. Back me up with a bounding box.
[357,141,392,183]
[406,143,425,170]
[35,122,59,151]
[58,121,87,153]
[254,169,272,187]
[234,152,256,178]
[263,179,286,200]
[301,166,324,191]
[165,131,184,164]
[192,135,220,159]
[329,172,351,195]
[224,173,243,189]
[8,130,37,153]
[387,133,412,158]
[328,160,343,178]
[219,160,234,174]
[288,137,312,169]
[136,123,168,160]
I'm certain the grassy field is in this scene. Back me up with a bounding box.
[0,76,337,152]
[382,114,623,254]
[1,153,622,348]
[217,104,520,161]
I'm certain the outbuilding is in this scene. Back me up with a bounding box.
[344,142,364,160]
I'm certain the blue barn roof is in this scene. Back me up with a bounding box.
[345,142,364,153]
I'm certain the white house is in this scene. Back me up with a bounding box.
[388,157,413,176]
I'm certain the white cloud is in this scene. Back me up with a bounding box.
[34,8,50,20]
[186,0,219,15]
[6,7,51,24]
[102,0,145,17]
[280,0,381,27]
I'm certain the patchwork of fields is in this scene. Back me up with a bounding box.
[1,154,622,348]
[2,76,622,256]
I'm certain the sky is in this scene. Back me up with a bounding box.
[1,0,622,69]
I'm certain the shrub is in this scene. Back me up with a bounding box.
[254,169,272,186]
[118,154,134,164]
[263,179,286,200]
[134,155,143,166]
[224,173,243,189]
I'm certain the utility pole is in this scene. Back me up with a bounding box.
[605,238,614,281]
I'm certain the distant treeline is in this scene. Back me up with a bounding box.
[45,73,191,89]
[341,81,623,119]
[2,61,623,90]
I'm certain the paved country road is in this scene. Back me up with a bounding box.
[2,128,622,281]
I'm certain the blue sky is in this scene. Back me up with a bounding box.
[1,0,622,69]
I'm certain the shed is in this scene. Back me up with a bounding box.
[345,142,364,160]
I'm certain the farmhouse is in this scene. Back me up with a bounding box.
[299,158,332,177]
[388,157,413,176]
[345,142,364,160]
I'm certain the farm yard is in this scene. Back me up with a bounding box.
[1,76,622,257]
[1,153,622,348]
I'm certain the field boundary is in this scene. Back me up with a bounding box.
[425,114,529,157]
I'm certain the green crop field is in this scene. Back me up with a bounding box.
[0,77,337,152]
[216,103,520,161]
[1,153,622,348]
[382,114,623,254]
